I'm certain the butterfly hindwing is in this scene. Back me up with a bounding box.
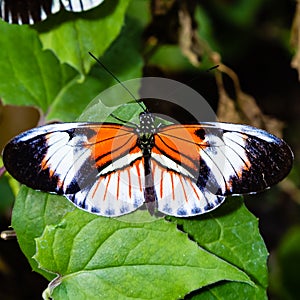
[151,161,225,217]
[68,159,146,216]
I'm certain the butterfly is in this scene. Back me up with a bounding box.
[0,0,103,24]
[2,104,293,217]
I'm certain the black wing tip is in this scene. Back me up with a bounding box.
[2,135,60,192]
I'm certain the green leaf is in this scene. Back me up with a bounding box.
[46,14,144,121]
[0,21,78,113]
[78,101,143,124]
[189,281,265,299]
[36,0,131,75]
[0,12,143,122]
[195,5,220,54]
[11,187,75,281]
[11,188,266,299]
[34,209,252,300]
[172,197,268,299]
[45,74,104,122]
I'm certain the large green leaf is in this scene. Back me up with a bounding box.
[35,210,251,299]
[46,14,144,121]
[11,187,269,299]
[0,12,143,122]
[0,21,78,112]
[174,197,268,299]
[11,188,75,281]
[36,0,131,75]
[35,204,252,299]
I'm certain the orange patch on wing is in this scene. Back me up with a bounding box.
[170,172,175,200]
[160,169,164,199]
[116,174,120,200]
[40,134,52,171]
[41,158,47,170]
[85,125,139,169]
[154,125,209,173]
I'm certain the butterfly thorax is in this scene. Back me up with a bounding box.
[136,112,156,156]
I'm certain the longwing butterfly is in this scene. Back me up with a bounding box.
[2,101,293,217]
[0,0,103,24]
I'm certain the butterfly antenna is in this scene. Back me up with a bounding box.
[110,113,137,127]
[88,52,146,112]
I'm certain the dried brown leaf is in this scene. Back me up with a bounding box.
[215,64,284,137]
[178,2,203,66]
[291,0,300,80]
